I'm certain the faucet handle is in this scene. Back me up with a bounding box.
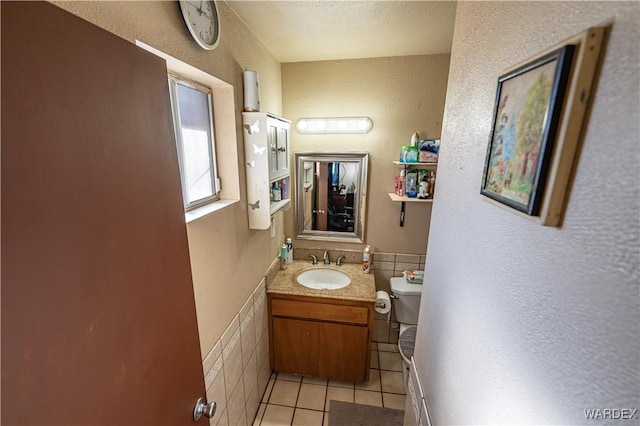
[336,256,344,266]
[309,255,318,265]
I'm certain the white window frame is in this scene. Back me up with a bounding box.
[168,74,220,211]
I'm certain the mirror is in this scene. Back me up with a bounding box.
[294,152,368,243]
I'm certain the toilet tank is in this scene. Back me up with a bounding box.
[390,277,423,325]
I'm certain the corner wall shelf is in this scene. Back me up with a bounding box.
[390,161,438,227]
[387,193,433,203]
[270,199,291,216]
[392,161,438,167]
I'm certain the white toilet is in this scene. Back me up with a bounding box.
[390,277,423,390]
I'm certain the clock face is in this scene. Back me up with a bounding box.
[179,0,220,50]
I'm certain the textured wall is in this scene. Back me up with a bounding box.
[414,2,640,424]
[282,55,451,254]
[53,1,283,359]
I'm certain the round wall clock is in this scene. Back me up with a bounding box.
[178,0,221,50]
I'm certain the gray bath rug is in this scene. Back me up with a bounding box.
[328,401,404,426]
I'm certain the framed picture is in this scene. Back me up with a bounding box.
[481,45,575,216]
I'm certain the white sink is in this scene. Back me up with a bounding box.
[296,269,351,290]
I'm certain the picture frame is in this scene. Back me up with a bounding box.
[481,45,575,216]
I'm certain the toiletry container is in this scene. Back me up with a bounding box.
[428,172,436,197]
[410,132,420,147]
[400,146,410,163]
[272,181,282,201]
[419,175,429,198]
[407,146,418,162]
[286,237,293,264]
[363,245,371,273]
[390,277,423,390]
[400,146,418,163]
[406,173,417,198]
[397,169,406,196]
[279,244,288,269]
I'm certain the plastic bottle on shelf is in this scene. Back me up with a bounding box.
[406,173,417,198]
[272,181,282,201]
[419,175,429,199]
[281,179,288,200]
[398,169,406,197]
[411,132,420,147]
[428,172,436,198]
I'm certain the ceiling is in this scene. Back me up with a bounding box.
[224,1,457,63]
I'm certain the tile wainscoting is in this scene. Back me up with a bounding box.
[202,259,280,426]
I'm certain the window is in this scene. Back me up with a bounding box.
[168,75,219,210]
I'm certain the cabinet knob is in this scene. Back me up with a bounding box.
[278,147,286,152]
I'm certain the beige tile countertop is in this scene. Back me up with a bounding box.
[267,260,376,303]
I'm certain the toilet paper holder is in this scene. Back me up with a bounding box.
[375,293,398,309]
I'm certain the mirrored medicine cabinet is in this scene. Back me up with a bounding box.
[294,152,368,243]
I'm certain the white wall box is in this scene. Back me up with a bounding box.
[243,112,291,229]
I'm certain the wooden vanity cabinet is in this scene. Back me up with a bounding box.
[268,294,374,383]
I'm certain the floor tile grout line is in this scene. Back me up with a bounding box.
[264,376,276,402]
[256,400,265,425]
[352,382,356,408]
[322,382,329,426]
[290,378,302,426]
[291,407,326,413]
[256,373,276,425]
[265,402,301,409]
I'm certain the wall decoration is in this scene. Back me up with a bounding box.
[480,27,608,226]
[481,46,575,215]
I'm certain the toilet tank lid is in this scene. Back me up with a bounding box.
[390,277,423,296]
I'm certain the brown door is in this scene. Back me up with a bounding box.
[2,2,206,424]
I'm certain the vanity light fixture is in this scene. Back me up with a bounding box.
[296,117,373,134]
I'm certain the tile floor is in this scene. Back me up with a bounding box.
[252,342,406,426]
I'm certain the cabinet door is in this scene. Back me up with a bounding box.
[267,117,289,181]
[319,323,369,382]
[267,121,278,181]
[273,318,319,376]
[276,125,289,176]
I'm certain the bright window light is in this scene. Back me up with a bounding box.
[296,117,373,134]
[168,76,220,210]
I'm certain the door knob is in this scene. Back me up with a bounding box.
[193,397,216,421]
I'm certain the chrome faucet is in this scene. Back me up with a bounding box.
[323,251,330,265]
[309,255,318,265]
[336,256,344,266]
